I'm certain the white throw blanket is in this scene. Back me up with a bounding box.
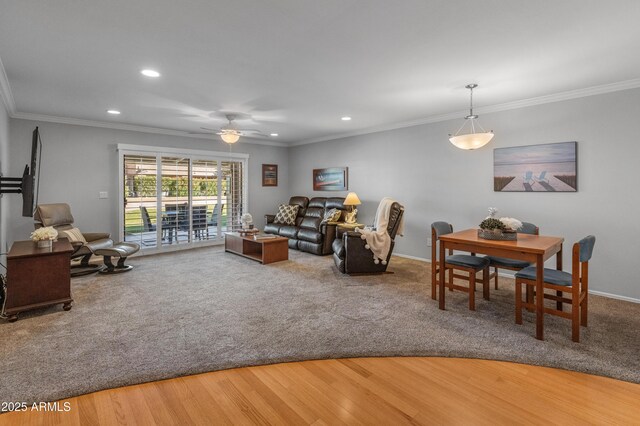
[356,197,404,265]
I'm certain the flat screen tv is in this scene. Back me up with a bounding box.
[21,127,42,217]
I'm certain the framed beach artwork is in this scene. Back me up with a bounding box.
[494,142,577,192]
[313,167,348,191]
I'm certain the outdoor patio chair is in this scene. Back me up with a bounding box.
[140,206,156,233]
[165,203,188,243]
[140,206,174,244]
[192,205,208,240]
[208,204,220,227]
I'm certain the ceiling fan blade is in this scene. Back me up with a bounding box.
[239,131,271,138]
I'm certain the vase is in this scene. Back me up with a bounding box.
[36,239,53,249]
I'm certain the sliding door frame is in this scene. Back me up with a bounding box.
[117,144,249,255]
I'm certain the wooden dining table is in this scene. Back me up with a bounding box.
[436,229,564,340]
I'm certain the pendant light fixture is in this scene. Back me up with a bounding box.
[448,84,494,150]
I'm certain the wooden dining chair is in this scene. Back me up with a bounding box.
[487,222,539,289]
[514,235,595,342]
[431,222,491,311]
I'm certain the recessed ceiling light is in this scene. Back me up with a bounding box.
[107,109,121,115]
[140,69,161,78]
[270,133,279,137]
[341,116,352,121]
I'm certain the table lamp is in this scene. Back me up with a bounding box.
[343,192,361,224]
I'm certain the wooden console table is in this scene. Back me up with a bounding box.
[225,233,289,264]
[4,238,74,322]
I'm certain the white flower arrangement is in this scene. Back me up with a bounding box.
[481,208,523,232]
[499,217,523,232]
[30,226,58,241]
[241,213,253,225]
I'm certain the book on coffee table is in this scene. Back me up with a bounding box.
[253,234,277,240]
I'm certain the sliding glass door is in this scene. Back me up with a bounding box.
[192,158,221,240]
[160,157,191,246]
[123,154,159,248]
[120,146,247,252]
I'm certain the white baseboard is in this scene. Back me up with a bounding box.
[588,290,639,304]
[393,252,429,262]
[132,240,225,258]
[392,253,639,304]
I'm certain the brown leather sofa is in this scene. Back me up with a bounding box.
[333,201,404,274]
[264,196,347,255]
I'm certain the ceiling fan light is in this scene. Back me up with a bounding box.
[221,132,240,144]
[449,132,494,150]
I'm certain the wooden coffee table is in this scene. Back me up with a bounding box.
[224,232,289,264]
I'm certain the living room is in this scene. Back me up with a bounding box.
[1,1,639,424]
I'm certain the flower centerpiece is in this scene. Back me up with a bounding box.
[30,226,58,248]
[241,213,253,230]
[478,207,522,240]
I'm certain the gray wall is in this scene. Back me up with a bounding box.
[5,89,639,300]
[0,101,9,256]
[7,120,290,245]
[289,88,640,300]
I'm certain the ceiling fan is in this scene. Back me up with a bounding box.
[191,113,267,144]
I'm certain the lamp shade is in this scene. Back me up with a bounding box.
[220,132,240,144]
[449,131,494,150]
[343,192,361,206]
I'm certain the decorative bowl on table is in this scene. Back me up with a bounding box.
[477,229,517,241]
[478,208,522,241]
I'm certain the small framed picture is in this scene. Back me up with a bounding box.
[313,167,348,191]
[262,164,278,187]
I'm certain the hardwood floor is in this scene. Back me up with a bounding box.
[2,357,638,425]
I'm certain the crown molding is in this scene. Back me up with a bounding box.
[478,78,640,115]
[290,78,640,146]
[10,112,288,147]
[0,55,16,115]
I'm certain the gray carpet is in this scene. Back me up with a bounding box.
[2,246,639,403]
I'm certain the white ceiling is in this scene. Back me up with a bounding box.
[1,0,640,145]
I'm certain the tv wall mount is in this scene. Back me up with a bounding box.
[0,171,25,195]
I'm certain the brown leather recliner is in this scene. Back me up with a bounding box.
[332,202,404,274]
[34,203,113,276]
[264,196,347,255]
